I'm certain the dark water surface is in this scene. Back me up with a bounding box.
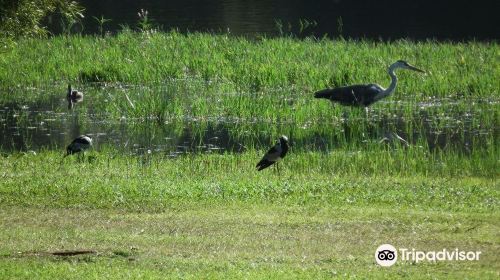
[55,0,499,41]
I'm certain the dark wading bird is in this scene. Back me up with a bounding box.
[64,135,93,160]
[314,60,425,107]
[256,135,289,174]
[67,84,83,109]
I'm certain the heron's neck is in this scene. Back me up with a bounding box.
[375,66,398,101]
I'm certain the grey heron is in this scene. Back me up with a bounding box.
[314,60,425,107]
[67,84,83,109]
[256,135,289,173]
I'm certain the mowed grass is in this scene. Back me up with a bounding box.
[0,205,498,279]
[0,150,498,278]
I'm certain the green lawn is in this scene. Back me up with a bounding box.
[0,204,498,279]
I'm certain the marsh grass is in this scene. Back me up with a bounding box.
[0,33,497,156]
[0,31,497,96]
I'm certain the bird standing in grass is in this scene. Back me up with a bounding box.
[256,135,289,173]
[65,135,92,159]
[67,84,83,109]
[314,60,425,107]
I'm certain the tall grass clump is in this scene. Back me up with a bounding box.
[0,32,497,98]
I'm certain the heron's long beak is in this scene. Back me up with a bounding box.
[408,65,426,73]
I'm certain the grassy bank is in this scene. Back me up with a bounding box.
[1,150,497,210]
[0,142,498,279]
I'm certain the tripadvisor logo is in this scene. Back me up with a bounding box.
[375,244,482,267]
[375,244,397,267]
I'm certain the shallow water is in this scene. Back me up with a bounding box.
[0,83,498,156]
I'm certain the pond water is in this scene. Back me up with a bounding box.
[51,0,498,41]
[1,83,497,156]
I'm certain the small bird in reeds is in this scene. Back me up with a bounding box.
[67,84,83,109]
[256,135,289,174]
